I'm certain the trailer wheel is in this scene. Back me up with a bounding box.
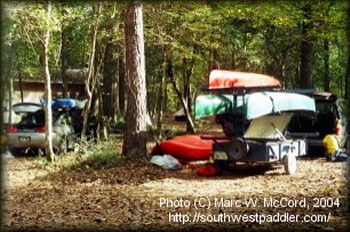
[283,153,297,175]
[225,138,247,161]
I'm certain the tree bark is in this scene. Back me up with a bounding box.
[118,41,126,115]
[102,23,117,119]
[60,7,69,98]
[183,57,195,134]
[94,40,106,141]
[19,72,24,102]
[345,2,350,102]
[299,3,314,89]
[81,2,102,142]
[167,56,195,134]
[323,39,330,92]
[156,51,166,138]
[41,1,55,162]
[122,1,148,157]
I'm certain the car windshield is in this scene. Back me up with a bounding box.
[316,101,334,114]
[18,110,60,126]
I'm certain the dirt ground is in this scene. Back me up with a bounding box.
[1,116,349,231]
[1,150,349,231]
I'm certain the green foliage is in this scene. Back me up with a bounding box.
[109,116,126,132]
[81,148,123,169]
[3,1,349,124]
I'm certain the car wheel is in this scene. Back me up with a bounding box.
[283,153,297,175]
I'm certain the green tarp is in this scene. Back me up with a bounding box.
[195,91,316,119]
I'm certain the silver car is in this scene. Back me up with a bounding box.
[6,102,80,155]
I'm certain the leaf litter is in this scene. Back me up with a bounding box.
[2,152,349,231]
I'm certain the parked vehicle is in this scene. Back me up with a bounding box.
[5,101,97,155]
[285,90,348,153]
[199,89,348,155]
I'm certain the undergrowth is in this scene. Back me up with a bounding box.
[32,135,156,173]
[34,137,125,171]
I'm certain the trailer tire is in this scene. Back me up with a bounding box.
[225,138,247,161]
[283,153,297,175]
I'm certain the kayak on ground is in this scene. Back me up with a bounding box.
[151,134,219,161]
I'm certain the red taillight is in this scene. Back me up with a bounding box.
[37,127,56,133]
[6,126,18,133]
[37,127,46,133]
[335,120,341,135]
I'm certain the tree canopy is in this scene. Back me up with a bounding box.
[1,1,349,150]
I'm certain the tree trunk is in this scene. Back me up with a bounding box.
[122,1,147,157]
[81,2,102,143]
[1,81,5,154]
[41,1,55,162]
[323,39,330,92]
[345,2,350,102]
[163,77,168,111]
[19,72,24,102]
[299,3,314,89]
[167,56,195,134]
[96,80,108,141]
[118,41,126,115]
[93,39,105,141]
[183,57,195,134]
[102,23,117,119]
[9,78,13,126]
[60,7,69,98]
[156,51,166,138]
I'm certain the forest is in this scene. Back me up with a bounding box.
[1,1,350,154]
[1,1,350,231]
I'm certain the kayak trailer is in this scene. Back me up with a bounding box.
[196,70,317,175]
[202,113,309,175]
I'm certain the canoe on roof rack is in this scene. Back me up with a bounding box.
[195,91,316,119]
[206,70,281,92]
[40,98,87,110]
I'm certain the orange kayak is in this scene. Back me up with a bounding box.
[151,135,216,161]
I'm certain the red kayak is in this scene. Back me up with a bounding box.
[208,70,281,90]
[151,135,216,161]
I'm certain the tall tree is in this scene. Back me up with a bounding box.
[102,22,117,119]
[299,2,314,89]
[346,2,350,102]
[323,38,330,92]
[41,1,55,162]
[81,2,102,142]
[60,3,70,98]
[122,1,147,157]
[156,50,166,138]
[166,56,195,134]
[118,40,126,115]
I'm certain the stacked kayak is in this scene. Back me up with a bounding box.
[40,98,87,109]
[195,91,316,120]
[208,69,281,90]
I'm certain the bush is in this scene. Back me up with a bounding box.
[82,149,123,169]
